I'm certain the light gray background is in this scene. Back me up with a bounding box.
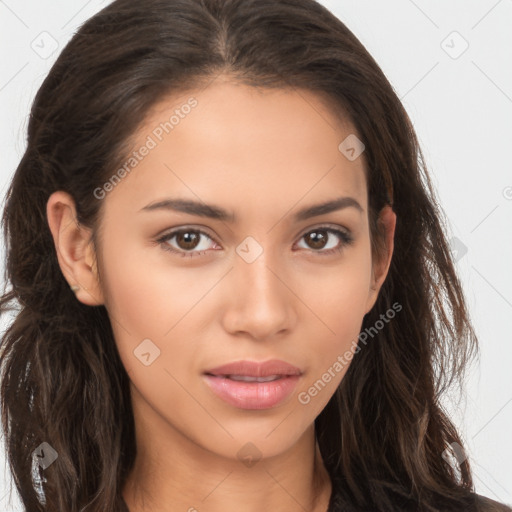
[1,0,511,509]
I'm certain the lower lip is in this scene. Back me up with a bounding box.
[203,374,300,410]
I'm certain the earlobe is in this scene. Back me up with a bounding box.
[46,191,104,306]
[365,205,396,314]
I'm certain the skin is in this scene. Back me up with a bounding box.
[47,77,396,512]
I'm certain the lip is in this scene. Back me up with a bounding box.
[204,359,302,378]
[203,359,302,410]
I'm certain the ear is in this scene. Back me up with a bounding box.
[46,191,104,306]
[365,205,396,314]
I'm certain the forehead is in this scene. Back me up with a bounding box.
[107,80,368,218]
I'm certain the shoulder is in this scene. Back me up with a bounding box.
[473,493,512,512]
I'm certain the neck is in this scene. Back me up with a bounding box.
[122,408,332,512]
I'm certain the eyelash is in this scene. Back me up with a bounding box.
[155,225,354,259]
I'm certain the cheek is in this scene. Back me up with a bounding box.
[99,231,209,333]
[99,223,373,377]
[309,244,372,325]
[303,245,373,369]
[98,232,225,377]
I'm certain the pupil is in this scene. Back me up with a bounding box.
[308,231,326,249]
[178,232,198,249]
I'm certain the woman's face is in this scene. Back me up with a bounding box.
[88,79,394,460]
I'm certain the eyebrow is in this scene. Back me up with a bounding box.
[139,196,363,223]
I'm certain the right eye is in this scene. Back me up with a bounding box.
[156,228,220,258]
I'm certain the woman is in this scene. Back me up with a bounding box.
[0,0,509,511]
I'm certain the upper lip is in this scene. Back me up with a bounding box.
[204,359,302,378]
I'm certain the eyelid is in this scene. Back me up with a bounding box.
[155,226,220,257]
[155,223,353,257]
[156,222,352,241]
[295,222,351,239]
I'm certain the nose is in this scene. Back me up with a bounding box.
[221,249,297,341]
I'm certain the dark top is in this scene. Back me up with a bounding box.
[120,471,512,511]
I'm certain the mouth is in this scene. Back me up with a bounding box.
[202,359,302,410]
[206,374,286,382]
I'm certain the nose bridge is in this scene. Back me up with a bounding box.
[223,238,295,337]
[236,243,284,307]
[239,249,278,296]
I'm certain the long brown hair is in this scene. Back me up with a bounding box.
[0,0,487,510]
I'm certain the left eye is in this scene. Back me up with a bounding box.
[156,226,353,258]
[295,227,353,254]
